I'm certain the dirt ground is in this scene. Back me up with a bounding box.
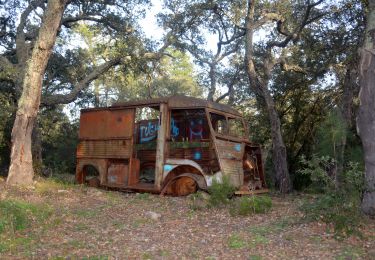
[0,178,374,260]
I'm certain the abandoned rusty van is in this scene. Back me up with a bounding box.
[76,95,267,196]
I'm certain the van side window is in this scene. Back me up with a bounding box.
[135,107,160,144]
[170,109,209,141]
[228,117,246,138]
[209,113,227,135]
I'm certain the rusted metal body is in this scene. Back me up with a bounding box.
[76,95,268,195]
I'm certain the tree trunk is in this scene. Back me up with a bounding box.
[207,63,217,102]
[32,122,43,175]
[7,0,67,186]
[357,0,375,216]
[263,90,291,193]
[244,0,291,193]
[336,66,356,188]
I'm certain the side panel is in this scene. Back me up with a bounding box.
[76,108,136,188]
[79,109,134,140]
[77,109,135,159]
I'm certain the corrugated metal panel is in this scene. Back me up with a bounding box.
[77,139,132,158]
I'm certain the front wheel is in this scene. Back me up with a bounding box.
[167,176,197,196]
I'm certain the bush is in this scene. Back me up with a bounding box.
[298,156,364,238]
[298,155,336,192]
[230,195,272,216]
[207,176,235,207]
[301,193,362,237]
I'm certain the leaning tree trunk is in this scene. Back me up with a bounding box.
[7,0,67,186]
[244,0,291,193]
[357,0,375,216]
[263,89,291,193]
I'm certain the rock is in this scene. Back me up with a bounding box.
[188,191,210,210]
[199,191,210,201]
[87,187,103,196]
[57,189,69,193]
[145,211,161,221]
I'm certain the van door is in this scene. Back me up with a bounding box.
[207,111,245,188]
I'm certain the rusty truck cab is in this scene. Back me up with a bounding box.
[76,95,267,195]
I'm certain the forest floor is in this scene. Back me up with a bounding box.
[0,176,374,260]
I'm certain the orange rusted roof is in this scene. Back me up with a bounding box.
[111,95,241,116]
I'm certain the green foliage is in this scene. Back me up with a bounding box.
[298,155,336,192]
[207,176,235,207]
[301,193,362,238]
[0,199,51,234]
[0,92,15,171]
[227,234,246,249]
[188,191,209,211]
[315,110,347,159]
[135,193,151,201]
[230,196,272,216]
[39,108,79,175]
[299,156,365,237]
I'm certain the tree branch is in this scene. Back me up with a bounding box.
[62,15,133,33]
[16,0,45,64]
[41,57,121,106]
[267,0,325,49]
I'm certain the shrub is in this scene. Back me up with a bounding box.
[298,156,364,238]
[301,193,362,237]
[230,195,272,216]
[298,155,336,192]
[208,176,235,207]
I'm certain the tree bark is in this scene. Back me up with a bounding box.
[244,0,291,193]
[357,0,375,216]
[336,66,357,188]
[7,0,67,186]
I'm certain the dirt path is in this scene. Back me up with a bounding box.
[0,180,374,259]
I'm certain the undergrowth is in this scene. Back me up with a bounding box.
[205,176,273,215]
[230,195,272,216]
[0,199,52,253]
[0,199,51,234]
[34,175,76,195]
[207,176,235,207]
[298,156,364,238]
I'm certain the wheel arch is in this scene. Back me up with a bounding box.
[76,158,107,184]
[161,163,208,195]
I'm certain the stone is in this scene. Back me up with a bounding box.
[145,211,161,221]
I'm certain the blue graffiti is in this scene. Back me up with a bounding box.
[171,118,179,138]
[194,151,202,160]
[234,143,241,152]
[140,121,159,143]
[164,164,173,172]
[189,119,203,140]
